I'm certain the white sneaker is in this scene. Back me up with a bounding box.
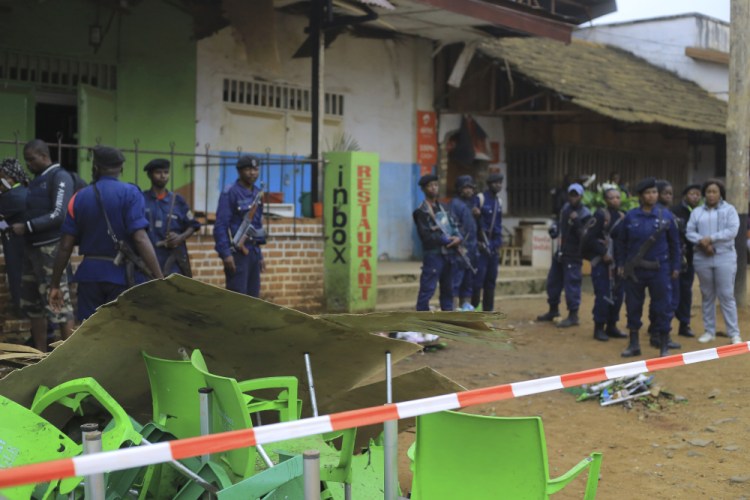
[460,302,475,312]
[730,336,744,345]
[698,332,716,343]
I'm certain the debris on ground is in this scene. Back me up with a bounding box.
[568,374,651,404]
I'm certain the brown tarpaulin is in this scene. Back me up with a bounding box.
[0,275,471,424]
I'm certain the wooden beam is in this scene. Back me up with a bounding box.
[411,0,573,43]
[685,46,730,65]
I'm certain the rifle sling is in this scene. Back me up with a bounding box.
[624,208,669,273]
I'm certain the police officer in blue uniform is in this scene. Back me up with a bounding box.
[471,173,504,312]
[537,183,591,327]
[582,188,627,341]
[214,155,266,297]
[0,158,30,317]
[142,159,201,277]
[616,177,681,358]
[49,146,164,321]
[671,183,701,338]
[414,174,462,311]
[647,180,681,350]
[449,175,478,311]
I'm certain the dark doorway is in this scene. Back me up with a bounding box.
[35,103,78,172]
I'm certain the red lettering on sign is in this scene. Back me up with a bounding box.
[356,162,374,302]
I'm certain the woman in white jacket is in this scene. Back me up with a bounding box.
[686,179,742,344]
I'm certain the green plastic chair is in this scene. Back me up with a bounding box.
[142,351,210,440]
[142,350,301,442]
[31,377,143,453]
[0,395,79,500]
[191,352,356,494]
[409,411,602,499]
[30,377,145,496]
[191,350,301,424]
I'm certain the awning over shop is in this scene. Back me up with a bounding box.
[479,37,727,134]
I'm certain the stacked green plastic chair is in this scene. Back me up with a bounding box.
[410,411,602,499]
[0,395,79,500]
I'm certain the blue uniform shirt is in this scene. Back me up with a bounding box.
[550,202,591,261]
[61,176,149,285]
[143,189,201,269]
[214,181,265,260]
[449,197,477,253]
[475,191,503,250]
[615,206,681,272]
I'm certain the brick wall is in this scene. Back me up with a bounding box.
[0,218,326,316]
[190,219,325,311]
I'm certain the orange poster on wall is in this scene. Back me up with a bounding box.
[417,111,437,176]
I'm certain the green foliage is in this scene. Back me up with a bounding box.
[582,183,640,212]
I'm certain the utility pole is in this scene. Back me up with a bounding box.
[727,0,750,306]
[310,0,325,203]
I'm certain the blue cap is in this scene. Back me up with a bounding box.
[567,183,584,195]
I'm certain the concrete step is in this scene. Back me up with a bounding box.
[378,264,546,286]
[374,293,547,312]
[376,274,547,307]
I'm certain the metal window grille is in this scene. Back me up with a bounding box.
[0,47,117,91]
[222,78,344,117]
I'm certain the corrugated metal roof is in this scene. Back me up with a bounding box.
[479,37,727,133]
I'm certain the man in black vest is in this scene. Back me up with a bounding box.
[12,140,75,351]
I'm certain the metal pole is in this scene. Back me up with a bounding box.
[304,352,319,417]
[293,154,298,235]
[728,0,750,306]
[383,351,398,500]
[204,143,211,233]
[310,0,325,204]
[198,387,213,465]
[81,424,106,500]
[303,450,321,500]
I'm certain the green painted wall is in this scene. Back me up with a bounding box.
[0,0,196,191]
[114,0,196,190]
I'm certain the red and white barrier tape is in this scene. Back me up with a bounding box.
[1,342,748,490]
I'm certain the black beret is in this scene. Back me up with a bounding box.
[455,175,475,190]
[418,174,438,187]
[655,179,671,193]
[635,177,657,194]
[93,146,125,167]
[682,183,701,196]
[487,173,504,183]
[144,158,170,172]
[236,155,260,169]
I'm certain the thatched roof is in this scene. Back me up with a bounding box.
[479,37,727,134]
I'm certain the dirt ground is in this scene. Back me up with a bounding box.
[394,293,750,499]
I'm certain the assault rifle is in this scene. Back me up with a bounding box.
[589,210,623,305]
[622,211,669,283]
[155,192,192,277]
[231,182,265,255]
[429,204,477,274]
[94,183,155,285]
[113,239,155,282]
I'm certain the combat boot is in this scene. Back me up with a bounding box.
[536,306,560,322]
[606,324,627,339]
[557,310,579,328]
[652,335,681,349]
[659,331,670,357]
[593,323,609,341]
[621,330,641,358]
[678,323,695,338]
